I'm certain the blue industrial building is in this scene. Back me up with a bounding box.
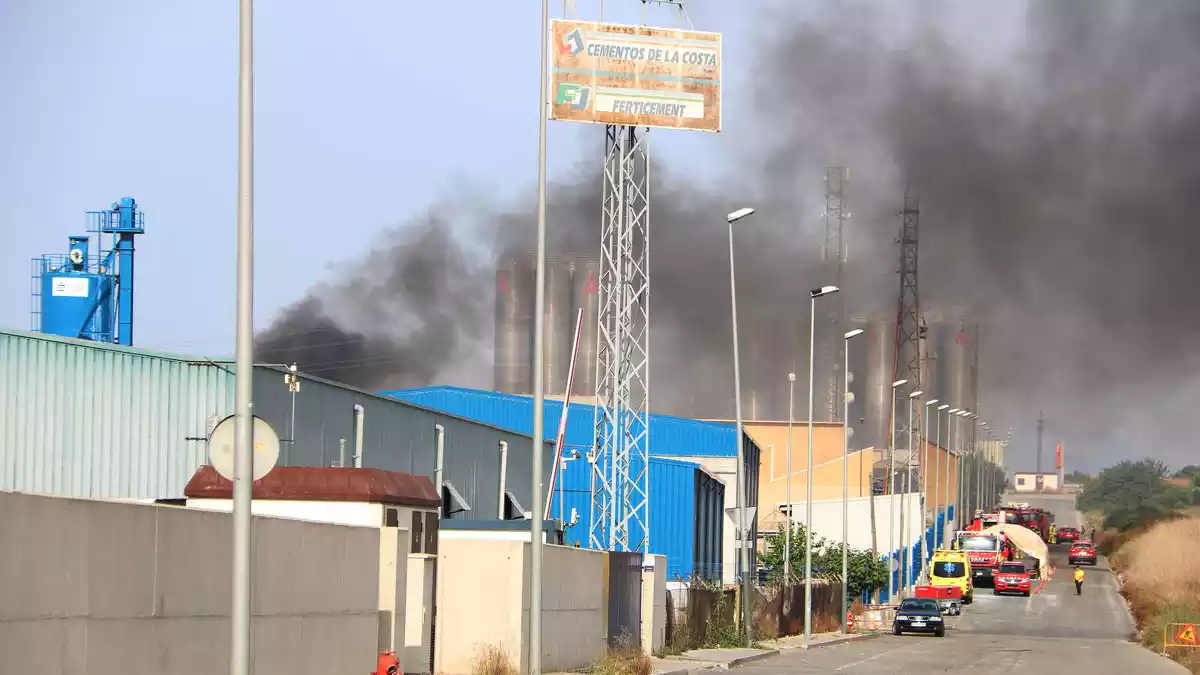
[382,386,762,582]
[31,197,144,346]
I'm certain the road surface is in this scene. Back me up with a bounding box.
[736,494,1187,674]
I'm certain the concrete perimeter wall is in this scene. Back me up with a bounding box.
[0,491,381,675]
[434,539,667,675]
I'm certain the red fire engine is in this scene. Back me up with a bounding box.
[954,530,1013,587]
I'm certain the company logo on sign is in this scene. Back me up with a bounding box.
[556,83,591,110]
[560,28,585,56]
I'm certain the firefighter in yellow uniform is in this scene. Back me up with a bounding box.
[1074,566,1085,595]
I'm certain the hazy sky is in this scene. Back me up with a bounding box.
[0,0,769,354]
[18,1,1149,473]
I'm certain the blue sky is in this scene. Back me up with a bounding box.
[0,0,783,356]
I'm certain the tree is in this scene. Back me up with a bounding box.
[759,523,889,598]
[1173,465,1200,480]
[1077,459,1187,531]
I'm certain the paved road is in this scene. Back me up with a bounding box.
[736,493,1187,674]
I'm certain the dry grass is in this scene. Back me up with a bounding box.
[1110,517,1200,673]
[471,644,517,675]
[1114,517,1200,614]
[591,638,652,675]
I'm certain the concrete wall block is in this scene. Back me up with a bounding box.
[154,505,232,617]
[87,499,158,619]
[82,618,162,675]
[435,539,525,675]
[151,616,229,675]
[0,618,87,675]
[252,517,379,617]
[0,492,89,620]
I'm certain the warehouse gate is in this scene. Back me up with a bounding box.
[606,552,643,647]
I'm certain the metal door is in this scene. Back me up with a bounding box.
[607,552,644,648]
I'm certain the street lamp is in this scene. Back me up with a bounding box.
[935,404,949,548]
[902,389,923,595]
[841,328,864,634]
[957,411,971,525]
[725,206,754,646]
[887,378,907,603]
[920,398,938,582]
[805,284,839,646]
[948,409,961,530]
[785,372,796,583]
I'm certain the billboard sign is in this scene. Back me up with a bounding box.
[549,19,722,132]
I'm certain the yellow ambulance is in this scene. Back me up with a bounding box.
[930,549,974,606]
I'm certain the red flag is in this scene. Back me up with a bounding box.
[1055,442,1063,469]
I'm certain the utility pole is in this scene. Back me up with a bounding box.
[1036,410,1044,474]
[892,187,922,592]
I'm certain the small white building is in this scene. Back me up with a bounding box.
[184,465,442,674]
[1012,472,1061,493]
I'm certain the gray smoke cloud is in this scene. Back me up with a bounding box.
[258,0,1200,470]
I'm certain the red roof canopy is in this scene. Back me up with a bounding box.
[184,465,440,507]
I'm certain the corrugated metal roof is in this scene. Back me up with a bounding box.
[381,386,742,458]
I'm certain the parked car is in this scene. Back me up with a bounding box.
[1056,527,1079,543]
[892,598,946,637]
[1069,541,1098,566]
[993,561,1033,596]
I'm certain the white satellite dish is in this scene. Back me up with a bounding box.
[208,414,280,482]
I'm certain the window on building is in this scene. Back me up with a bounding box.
[1017,477,1026,486]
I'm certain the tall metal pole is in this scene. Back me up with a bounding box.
[841,333,852,633]
[943,412,951,539]
[785,372,796,583]
[902,395,915,594]
[933,407,941,549]
[919,400,932,583]
[529,1,549,672]
[727,215,751,647]
[887,383,898,602]
[948,410,958,531]
[230,0,255,672]
[804,295,816,646]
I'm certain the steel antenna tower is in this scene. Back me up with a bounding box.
[892,187,923,483]
[819,167,850,420]
[589,123,651,553]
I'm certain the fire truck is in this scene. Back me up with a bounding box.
[1013,507,1053,541]
[953,530,1014,587]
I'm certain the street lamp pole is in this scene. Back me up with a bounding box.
[528,1,550,672]
[935,404,948,548]
[726,207,755,646]
[231,1,255,673]
[785,372,796,583]
[948,409,960,530]
[887,378,906,603]
[842,328,864,633]
[920,398,938,582]
[805,285,839,646]
[902,390,922,595]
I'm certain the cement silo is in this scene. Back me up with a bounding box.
[569,258,600,398]
[945,313,979,415]
[845,316,870,450]
[863,315,896,451]
[494,257,534,394]
[542,256,572,396]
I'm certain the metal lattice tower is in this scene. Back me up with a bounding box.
[589,124,651,553]
[892,188,922,472]
[819,167,850,420]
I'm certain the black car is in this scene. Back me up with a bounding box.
[893,598,946,637]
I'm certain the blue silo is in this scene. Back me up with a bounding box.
[31,198,145,345]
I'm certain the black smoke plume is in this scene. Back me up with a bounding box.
[258,1,1200,469]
